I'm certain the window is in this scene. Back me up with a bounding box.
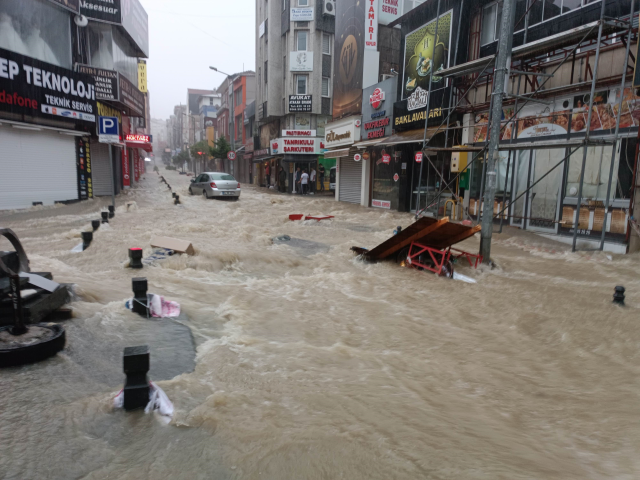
[296,75,308,94]
[543,0,561,21]
[264,61,268,82]
[514,0,600,33]
[322,77,330,97]
[296,31,308,51]
[209,97,214,106]
[212,173,236,180]
[297,22,309,27]
[283,0,286,11]
[480,1,502,46]
[299,0,308,5]
[322,34,331,55]
[235,86,243,107]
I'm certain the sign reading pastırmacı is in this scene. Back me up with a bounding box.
[290,7,314,21]
[119,73,145,117]
[77,64,119,102]
[289,95,312,112]
[282,129,317,137]
[80,0,122,24]
[289,51,314,72]
[0,47,96,124]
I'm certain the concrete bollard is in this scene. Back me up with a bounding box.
[131,277,149,316]
[613,286,625,305]
[172,192,177,198]
[174,195,180,205]
[108,205,115,218]
[91,220,100,231]
[101,211,109,224]
[81,231,93,250]
[129,248,143,269]
[123,345,150,411]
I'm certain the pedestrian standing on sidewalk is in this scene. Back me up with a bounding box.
[265,162,271,188]
[318,164,325,192]
[300,169,309,195]
[279,166,287,192]
[310,167,316,195]
[294,167,301,194]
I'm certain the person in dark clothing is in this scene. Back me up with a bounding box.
[265,162,271,188]
[278,167,287,192]
[317,164,326,192]
[295,167,302,194]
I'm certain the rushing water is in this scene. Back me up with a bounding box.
[1,169,639,480]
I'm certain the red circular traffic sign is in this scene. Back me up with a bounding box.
[227,151,236,161]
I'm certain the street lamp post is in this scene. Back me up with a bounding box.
[210,66,235,175]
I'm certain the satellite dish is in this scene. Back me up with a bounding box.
[74,15,89,27]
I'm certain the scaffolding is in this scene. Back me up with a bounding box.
[415,0,637,253]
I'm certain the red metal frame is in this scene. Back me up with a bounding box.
[406,242,483,275]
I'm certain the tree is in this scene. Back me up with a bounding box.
[210,137,231,160]
[190,140,210,159]
[161,150,172,165]
[172,150,190,171]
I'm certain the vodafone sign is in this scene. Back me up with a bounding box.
[369,88,385,109]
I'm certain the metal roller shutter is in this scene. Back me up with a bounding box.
[0,126,77,210]
[338,149,362,204]
[91,141,113,196]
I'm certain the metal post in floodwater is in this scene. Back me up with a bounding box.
[131,277,149,316]
[81,231,93,250]
[129,248,143,269]
[123,345,150,411]
[101,212,109,224]
[613,286,625,306]
[91,220,100,231]
[108,206,115,218]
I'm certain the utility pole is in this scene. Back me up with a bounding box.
[479,0,517,264]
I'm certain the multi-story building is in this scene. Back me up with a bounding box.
[255,0,336,190]
[0,0,147,208]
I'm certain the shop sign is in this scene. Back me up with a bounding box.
[371,110,386,119]
[81,0,121,24]
[0,47,97,124]
[393,98,445,131]
[122,0,150,58]
[369,88,385,109]
[77,65,119,102]
[134,149,139,182]
[407,87,428,111]
[204,118,215,128]
[402,10,453,100]
[122,147,130,188]
[325,117,362,147]
[290,52,314,72]
[364,0,378,50]
[48,0,80,13]
[415,152,423,162]
[76,137,93,200]
[291,7,314,21]
[97,102,121,122]
[363,152,370,160]
[393,173,399,182]
[254,148,270,157]
[354,153,362,161]
[364,118,390,137]
[271,137,322,155]
[137,59,147,93]
[372,199,391,209]
[98,116,119,143]
[125,134,151,143]
[382,153,391,163]
[289,95,312,112]
[119,74,145,117]
[282,129,317,137]
[379,0,402,25]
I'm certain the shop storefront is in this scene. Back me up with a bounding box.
[0,47,97,209]
[252,148,272,187]
[465,86,640,252]
[271,130,324,194]
[324,116,363,204]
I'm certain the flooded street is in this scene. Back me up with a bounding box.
[2,169,640,480]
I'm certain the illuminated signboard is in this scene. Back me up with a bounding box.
[125,134,152,143]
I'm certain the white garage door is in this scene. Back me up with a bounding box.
[0,126,77,210]
[338,151,362,204]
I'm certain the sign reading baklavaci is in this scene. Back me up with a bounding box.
[0,47,96,124]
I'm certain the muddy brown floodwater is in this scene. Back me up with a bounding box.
[1,169,640,480]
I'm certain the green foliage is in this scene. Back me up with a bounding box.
[172,150,190,167]
[210,137,231,159]
[190,140,211,159]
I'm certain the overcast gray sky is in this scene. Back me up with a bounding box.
[139,0,255,120]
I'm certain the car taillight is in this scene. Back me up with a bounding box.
[210,182,217,188]
[237,183,241,188]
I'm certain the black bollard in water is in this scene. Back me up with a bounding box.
[91,220,100,231]
[174,195,180,205]
[108,205,115,218]
[101,211,109,224]
[123,345,150,411]
[131,277,149,316]
[167,184,171,190]
[129,248,143,269]
[613,286,625,305]
[81,231,93,250]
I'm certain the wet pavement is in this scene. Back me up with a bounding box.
[1,169,639,480]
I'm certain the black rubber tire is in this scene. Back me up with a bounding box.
[203,190,208,199]
[0,324,66,368]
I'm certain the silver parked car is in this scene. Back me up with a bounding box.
[189,172,241,199]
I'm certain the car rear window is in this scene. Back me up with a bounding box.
[211,173,235,181]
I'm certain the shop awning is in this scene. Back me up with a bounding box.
[126,141,153,152]
[353,138,385,148]
[322,148,351,159]
[282,154,318,163]
[381,128,443,146]
[252,156,274,163]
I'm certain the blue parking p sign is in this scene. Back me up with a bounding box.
[98,116,119,143]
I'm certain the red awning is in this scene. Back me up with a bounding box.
[126,141,153,152]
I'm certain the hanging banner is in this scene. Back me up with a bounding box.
[47,0,80,13]
[123,148,131,188]
[364,0,379,50]
[133,149,140,182]
[402,10,453,100]
[76,137,93,200]
[137,59,147,93]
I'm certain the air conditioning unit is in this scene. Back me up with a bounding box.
[323,0,335,16]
